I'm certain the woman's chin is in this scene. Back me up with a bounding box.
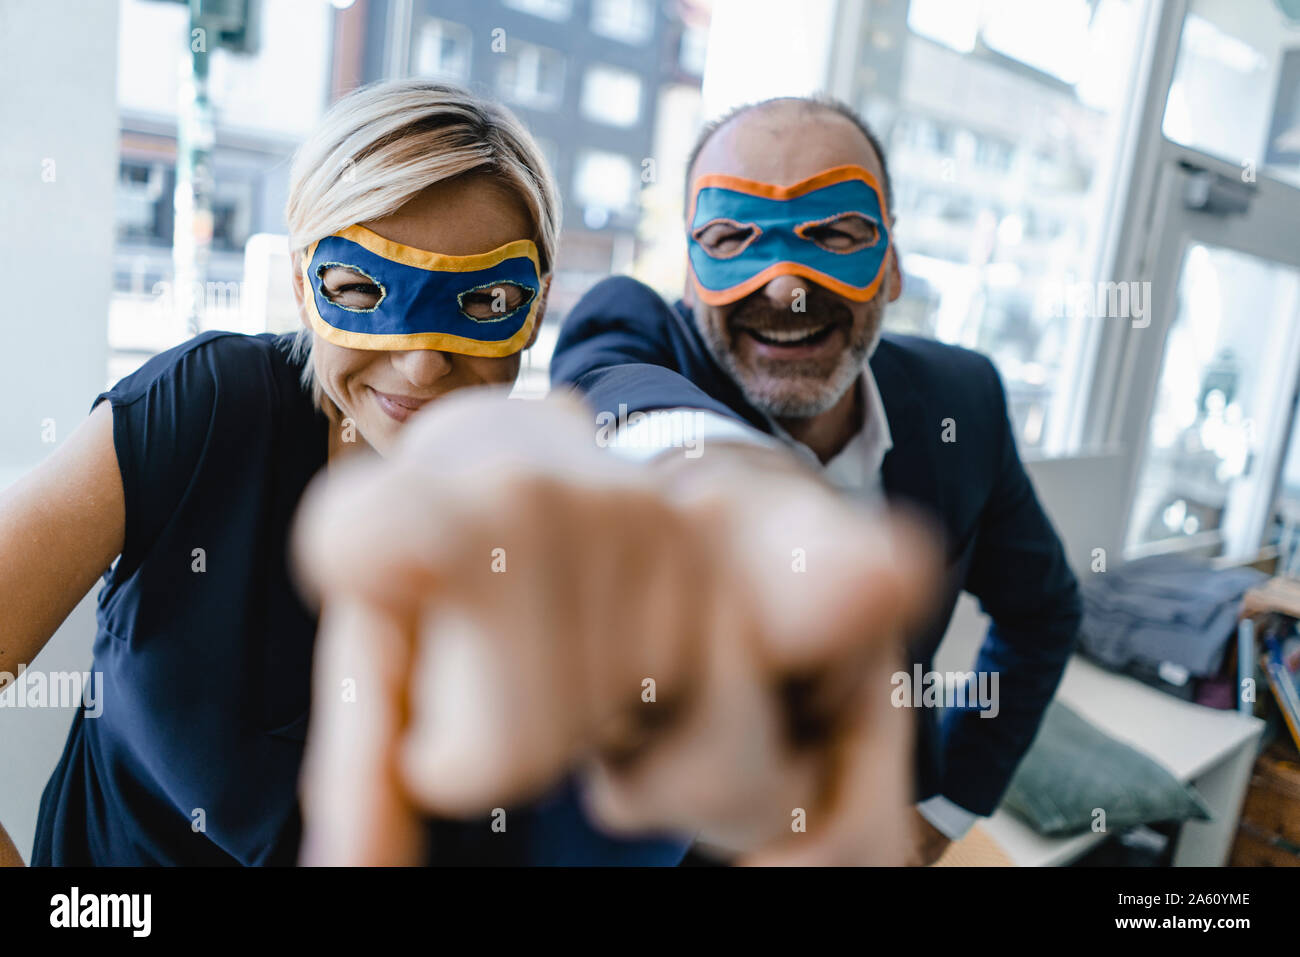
[325,402,391,458]
[359,421,397,456]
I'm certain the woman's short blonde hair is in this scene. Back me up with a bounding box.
[284,78,561,399]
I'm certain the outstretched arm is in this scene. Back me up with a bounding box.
[292,390,942,865]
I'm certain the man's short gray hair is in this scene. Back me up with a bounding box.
[683,94,893,217]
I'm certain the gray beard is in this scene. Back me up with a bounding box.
[701,320,880,421]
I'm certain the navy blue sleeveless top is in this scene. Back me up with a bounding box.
[31,331,689,865]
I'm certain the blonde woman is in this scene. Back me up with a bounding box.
[0,79,690,865]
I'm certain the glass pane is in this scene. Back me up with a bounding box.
[1163,0,1300,188]
[1266,425,1300,573]
[496,42,566,111]
[868,0,1146,453]
[1127,245,1300,551]
[111,0,337,375]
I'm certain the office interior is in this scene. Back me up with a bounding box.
[3,0,1300,868]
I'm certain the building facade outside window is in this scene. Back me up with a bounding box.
[580,63,643,127]
[497,39,566,111]
[412,16,472,82]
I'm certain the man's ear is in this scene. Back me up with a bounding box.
[682,258,697,309]
[290,250,309,329]
[523,275,552,351]
[885,222,903,304]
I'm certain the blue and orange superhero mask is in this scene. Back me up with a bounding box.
[686,164,892,306]
[301,224,544,357]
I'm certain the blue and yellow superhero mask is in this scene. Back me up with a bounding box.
[686,164,891,306]
[301,224,544,357]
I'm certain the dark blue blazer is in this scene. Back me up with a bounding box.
[551,276,1082,816]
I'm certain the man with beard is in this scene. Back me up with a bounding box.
[551,95,1082,865]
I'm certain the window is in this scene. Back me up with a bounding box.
[497,40,565,110]
[906,0,979,53]
[590,0,653,45]
[1163,1,1300,189]
[871,0,1144,453]
[412,17,472,82]
[679,23,709,75]
[1128,246,1300,552]
[580,64,642,127]
[573,150,636,214]
[974,134,1014,172]
[210,177,255,253]
[502,0,572,22]
[115,161,171,245]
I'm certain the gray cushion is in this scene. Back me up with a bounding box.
[1001,700,1212,837]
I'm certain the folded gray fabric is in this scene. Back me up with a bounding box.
[1078,555,1265,678]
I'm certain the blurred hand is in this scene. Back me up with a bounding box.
[292,389,942,866]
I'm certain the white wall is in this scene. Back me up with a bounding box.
[0,0,119,864]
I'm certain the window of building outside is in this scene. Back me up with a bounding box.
[412,17,472,82]
[679,22,709,75]
[590,0,654,45]
[210,177,255,253]
[503,0,574,23]
[116,161,170,245]
[864,0,1144,455]
[497,40,566,111]
[573,149,637,215]
[580,64,642,127]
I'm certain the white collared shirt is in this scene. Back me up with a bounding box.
[776,366,893,501]
[607,367,977,841]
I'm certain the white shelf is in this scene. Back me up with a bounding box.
[983,655,1264,867]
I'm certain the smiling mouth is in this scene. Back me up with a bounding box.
[369,387,431,422]
[372,390,427,410]
[737,323,837,347]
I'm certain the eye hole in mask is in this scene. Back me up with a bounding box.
[457,279,537,323]
[794,212,881,254]
[690,217,761,260]
[317,263,386,313]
